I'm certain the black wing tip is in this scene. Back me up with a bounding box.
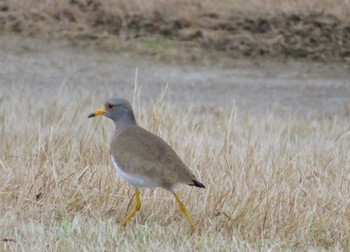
[190,179,205,189]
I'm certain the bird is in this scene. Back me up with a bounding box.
[88,97,205,230]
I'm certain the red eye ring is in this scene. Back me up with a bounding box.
[107,104,114,109]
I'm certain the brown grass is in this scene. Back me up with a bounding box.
[1,81,350,250]
[6,0,350,19]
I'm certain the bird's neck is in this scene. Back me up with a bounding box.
[113,116,137,137]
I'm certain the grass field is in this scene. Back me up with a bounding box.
[1,1,350,250]
[1,80,350,250]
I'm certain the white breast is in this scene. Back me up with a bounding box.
[111,155,161,189]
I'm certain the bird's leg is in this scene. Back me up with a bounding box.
[121,189,141,226]
[172,192,196,231]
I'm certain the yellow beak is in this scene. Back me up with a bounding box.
[88,108,105,118]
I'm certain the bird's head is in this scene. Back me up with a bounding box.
[88,97,136,124]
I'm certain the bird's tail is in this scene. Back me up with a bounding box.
[190,179,205,188]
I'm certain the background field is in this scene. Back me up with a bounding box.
[1,0,350,62]
[1,0,350,251]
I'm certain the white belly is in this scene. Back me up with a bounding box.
[111,155,161,189]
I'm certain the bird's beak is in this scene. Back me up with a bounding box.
[88,108,105,118]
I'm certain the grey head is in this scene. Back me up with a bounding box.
[88,97,136,126]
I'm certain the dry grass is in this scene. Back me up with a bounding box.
[121,0,350,20]
[1,81,350,251]
[6,0,350,19]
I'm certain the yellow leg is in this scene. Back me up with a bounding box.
[121,189,141,226]
[173,192,196,231]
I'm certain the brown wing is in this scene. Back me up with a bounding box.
[111,125,195,186]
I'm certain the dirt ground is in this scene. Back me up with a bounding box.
[1,1,350,62]
[1,36,350,117]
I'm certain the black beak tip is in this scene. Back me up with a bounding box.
[88,113,96,118]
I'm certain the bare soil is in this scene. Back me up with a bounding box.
[124,12,350,61]
[1,36,350,117]
[1,1,350,62]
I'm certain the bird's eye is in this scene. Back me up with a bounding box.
[107,104,114,109]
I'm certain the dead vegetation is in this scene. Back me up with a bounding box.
[1,83,350,250]
[1,0,350,61]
